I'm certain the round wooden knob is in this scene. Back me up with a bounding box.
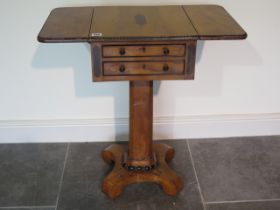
[119,65,126,72]
[163,64,169,72]
[119,48,126,55]
[163,47,170,55]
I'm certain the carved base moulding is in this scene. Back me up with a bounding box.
[102,143,183,198]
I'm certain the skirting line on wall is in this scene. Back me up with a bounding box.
[0,113,280,143]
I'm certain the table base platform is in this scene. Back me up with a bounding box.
[102,143,183,198]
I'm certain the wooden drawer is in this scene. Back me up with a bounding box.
[103,61,185,76]
[102,45,185,57]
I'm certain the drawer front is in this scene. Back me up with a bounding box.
[103,61,185,76]
[102,44,185,57]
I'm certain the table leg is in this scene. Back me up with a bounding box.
[101,81,183,198]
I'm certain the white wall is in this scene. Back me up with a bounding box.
[0,0,280,142]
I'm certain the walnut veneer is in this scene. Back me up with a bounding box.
[38,5,247,199]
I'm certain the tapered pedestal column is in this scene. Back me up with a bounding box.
[102,81,183,198]
[126,81,155,169]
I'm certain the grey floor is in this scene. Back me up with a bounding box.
[1,136,280,210]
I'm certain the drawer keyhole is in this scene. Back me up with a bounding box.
[163,47,170,55]
[119,65,126,72]
[163,64,169,72]
[119,48,126,56]
[142,64,146,69]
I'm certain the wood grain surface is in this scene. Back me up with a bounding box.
[183,5,247,40]
[38,5,247,42]
[102,44,186,57]
[103,61,185,76]
[91,40,195,82]
[128,81,154,165]
[38,7,94,43]
[90,6,198,41]
[102,143,183,198]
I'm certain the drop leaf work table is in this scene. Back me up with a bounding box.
[38,5,247,198]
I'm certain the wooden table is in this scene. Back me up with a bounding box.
[38,5,247,198]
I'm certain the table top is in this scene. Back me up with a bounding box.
[38,5,247,43]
